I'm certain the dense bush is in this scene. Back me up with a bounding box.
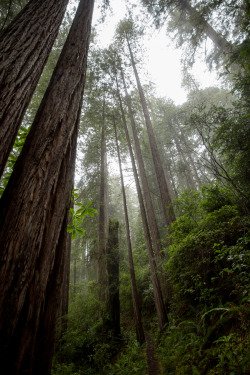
[157,186,250,373]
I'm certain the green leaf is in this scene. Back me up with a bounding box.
[76,228,85,236]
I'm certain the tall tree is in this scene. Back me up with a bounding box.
[0,0,69,177]
[97,112,109,303]
[118,19,175,226]
[0,0,94,373]
[105,219,121,338]
[120,70,163,258]
[113,116,145,343]
[140,0,233,57]
[116,75,168,330]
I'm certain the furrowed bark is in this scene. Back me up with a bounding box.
[0,0,69,177]
[0,0,94,372]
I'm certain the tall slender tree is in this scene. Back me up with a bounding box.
[120,70,163,258]
[113,116,145,343]
[105,219,121,338]
[0,0,69,177]
[97,111,109,303]
[116,75,168,330]
[140,0,232,55]
[0,0,94,373]
[118,20,175,226]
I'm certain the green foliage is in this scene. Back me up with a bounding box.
[54,285,119,374]
[167,194,250,312]
[156,184,250,373]
[67,189,98,239]
[189,98,250,207]
[103,335,147,375]
[0,125,30,197]
[51,362,82,375]
[157,305,250,374]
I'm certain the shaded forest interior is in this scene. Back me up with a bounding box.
[0,0,249,374]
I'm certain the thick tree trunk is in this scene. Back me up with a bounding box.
[0,0,69,177]
[106,219,120,338]
[97,115,109,302]
[126,37,175,226]
[116,79,168,330]
[113,117,145,344]
[0,0,94,373]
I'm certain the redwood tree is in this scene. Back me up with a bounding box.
[113,116,145,343]
[105,219,121,338]
[0,0,94,373]
[0,0,69,177]
[97,115,109,303]
[125,33,176,227]
[120,70,163,259]
[116,75,168,330]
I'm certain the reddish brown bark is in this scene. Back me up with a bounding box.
[0,0,69,178]
[113,117,145,344]
[0,0,94,372]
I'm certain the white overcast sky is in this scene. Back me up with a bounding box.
[91,0,220,105]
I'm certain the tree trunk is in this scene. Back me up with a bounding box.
[0,0,69,178]
[116,78,168,330]
[60,229,71,335]
[126,36,175,227]
[177,124,202,188]
[106,219,121,338]
[0,0,94,373]
[169,122,197,190]
[97,114,109,303]
[113,116,145,344]
[73,258,77,295]
[178,0,231,55]
[120,71,162,259]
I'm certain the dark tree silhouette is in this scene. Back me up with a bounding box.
[0,0,94,373]
[0,0,69,177]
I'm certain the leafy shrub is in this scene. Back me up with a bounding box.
[103,336,147,375]
[166,201,250,314]
[157,305,250,374]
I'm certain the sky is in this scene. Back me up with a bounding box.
[91,0,221,105]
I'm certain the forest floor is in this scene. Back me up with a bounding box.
[145,332,161,375]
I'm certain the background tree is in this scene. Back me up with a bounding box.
[114,116,145,343]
